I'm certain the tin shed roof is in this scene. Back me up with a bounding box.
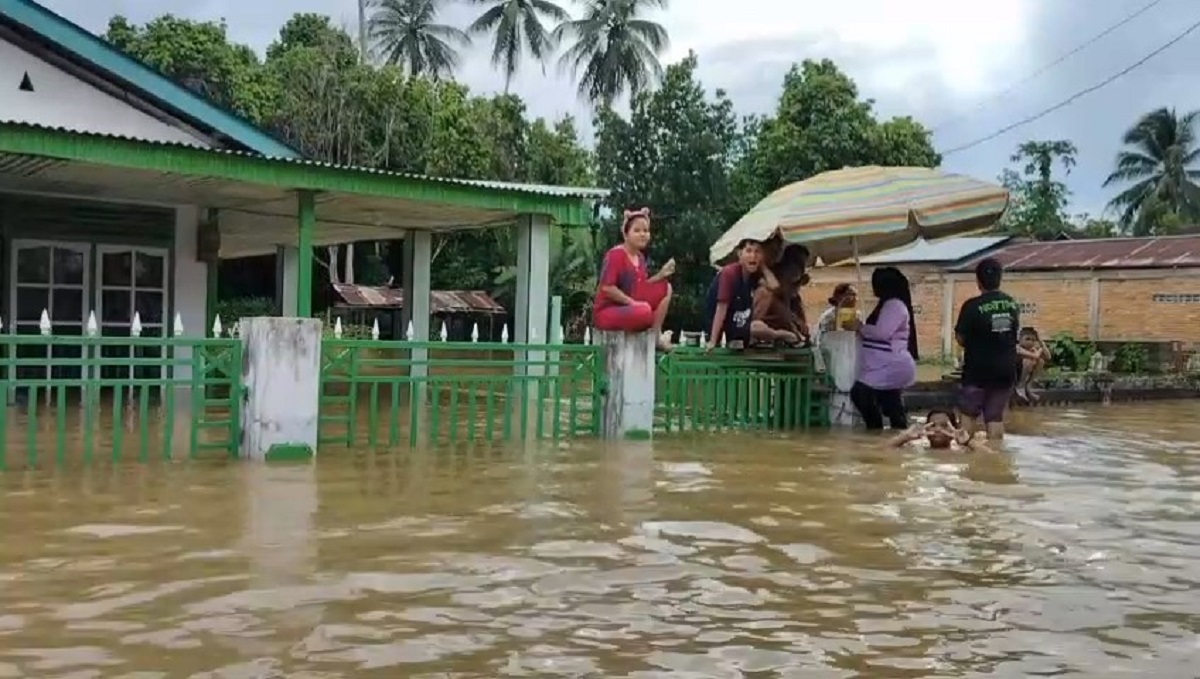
[858,236,1012,265]
[950,235,1200,271]
[332,284,506,315]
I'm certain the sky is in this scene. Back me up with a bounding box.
[38,0,1200,217]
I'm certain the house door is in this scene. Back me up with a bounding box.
[9,240,90,382]
[97,247,169,380]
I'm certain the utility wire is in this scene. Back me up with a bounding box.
[940,14,1200,157]
[931,0,1167,133]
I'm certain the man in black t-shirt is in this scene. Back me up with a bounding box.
[954,257,1020,440]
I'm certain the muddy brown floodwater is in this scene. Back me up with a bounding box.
[1,402,1199,677]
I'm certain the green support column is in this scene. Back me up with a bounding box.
[296,190,316,318]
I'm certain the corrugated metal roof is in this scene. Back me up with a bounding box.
[858,236,1012,264]
[0,120,610,200]
[950,235,1200,271]
[332,284,506,315]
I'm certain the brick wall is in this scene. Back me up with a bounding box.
[1098,278,1200,341]
[807,265,1200,349]
[952,275,1092,340]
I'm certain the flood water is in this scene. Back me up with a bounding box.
[1,402,1199,677]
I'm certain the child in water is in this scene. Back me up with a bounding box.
[889,409,991,451]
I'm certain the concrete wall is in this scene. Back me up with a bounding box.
[808,265,1200,354]
[0,36,208,147]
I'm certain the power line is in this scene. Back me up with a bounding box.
[932,0,1167,133]
[940,14,1200,157]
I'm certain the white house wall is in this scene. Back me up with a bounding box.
[0,36,210,147]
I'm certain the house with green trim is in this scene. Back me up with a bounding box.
[0,0,606,356]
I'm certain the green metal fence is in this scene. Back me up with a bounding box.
[319,338,605,447]
[0,332,243,468]
[655,347,829,432]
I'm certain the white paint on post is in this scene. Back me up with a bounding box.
[548,295,562,378]
[240,317,322,460]
[823,330,861,427]
[596,330,657,439]
[514,214,551,379]
[402,231,432,421]
[940,277,956,358]
[276,245,301,317]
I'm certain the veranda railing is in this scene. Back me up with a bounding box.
[319,319,605,448]
[0,310,242,468]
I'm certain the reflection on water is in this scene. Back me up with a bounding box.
[2,402,1200,677]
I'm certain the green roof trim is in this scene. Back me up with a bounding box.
[0,0,299,157]
[0,123,604,225]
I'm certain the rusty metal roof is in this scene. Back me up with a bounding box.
[950,235,1200,271]
[332,284,506,315]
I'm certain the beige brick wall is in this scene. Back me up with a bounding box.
[1098,278,1200,342]
[952,276,1092,341]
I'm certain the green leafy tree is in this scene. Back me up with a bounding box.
[1104,107,1200,235]
[1069,214,1119,239]
[555,0,670,106]
[468,0,569,91]
[743,59,940,199]
[267,13,358,66]
[368,0,470,79]
[104,15,272,121]
[998,140,1077,240]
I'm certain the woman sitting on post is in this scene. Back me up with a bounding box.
[593,207,675,350]
[844,266,918,430]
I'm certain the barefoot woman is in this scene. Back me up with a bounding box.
[593,208,675,349]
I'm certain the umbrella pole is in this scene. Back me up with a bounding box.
[853,237,862,285]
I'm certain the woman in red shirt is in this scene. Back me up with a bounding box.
[593,208,675,348]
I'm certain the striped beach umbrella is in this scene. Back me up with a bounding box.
[710,166,1009,266]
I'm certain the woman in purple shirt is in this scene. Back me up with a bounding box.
[845,267,918,430]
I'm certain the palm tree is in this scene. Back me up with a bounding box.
[468,0,570,91]
[1103,107,1200,235]
[554,0,670,107]
[368,0,470,79]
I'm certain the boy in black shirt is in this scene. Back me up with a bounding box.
[954,257,1020,440]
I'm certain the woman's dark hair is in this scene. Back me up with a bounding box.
[828,283,853,307]
[865,266,919,360]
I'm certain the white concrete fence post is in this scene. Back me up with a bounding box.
[596,330,656,439]
[822,330,861,427]
[240,317,323,461]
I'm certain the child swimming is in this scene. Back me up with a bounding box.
[889,409,991,451]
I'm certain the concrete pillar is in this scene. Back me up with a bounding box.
[240,317,322,461]
[401,231,432,423]
[514,214,551,346]
[940,276,956,358]
[295,191,316,318]
[276,246,300,316]
[597,330,656,439]
[823,330,861,427]
[1088,276,1101,340]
